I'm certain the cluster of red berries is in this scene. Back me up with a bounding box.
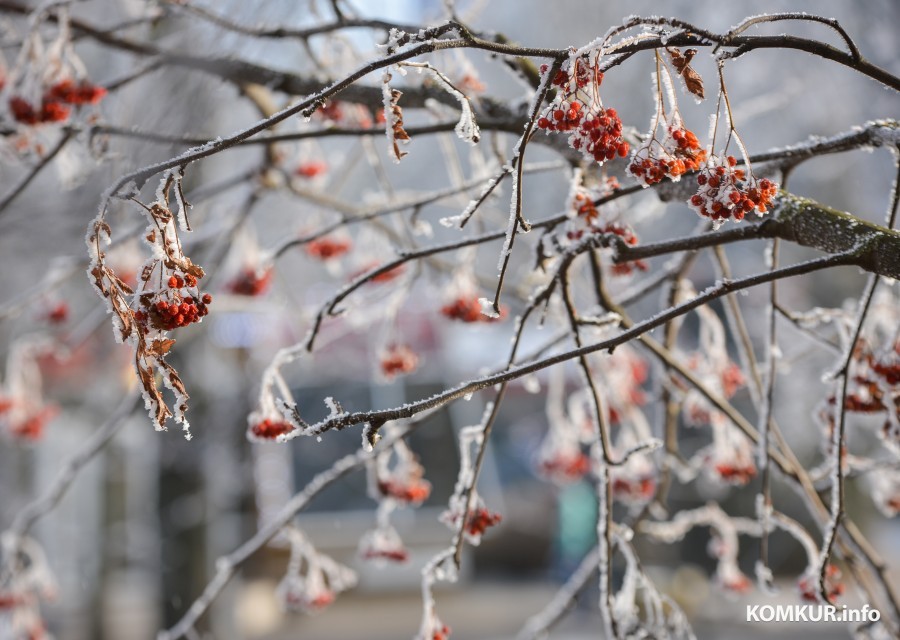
[829,376,886,414]
[457,73,486,94]
[361,544,409,563]
[536,59,628,165]
[377,477,432,505]
[606,366,649,424]
[537,451,592,483]
[362,546,408,563]
[9,96,70,125]
[571,191,600,223]
[359,527,410,564]
[720,571,753,595]
[828,341,899,415]
[611,474,656,504]
[883,494,900,517]
[430,622,452,640]
[866,340,900,386]
[440,296,505,323]
[135,274,211,332]
[249,417,296,440]
[539,103,628,164]
[464,507,503,538]
[305,237,352,260]
[0,592,25,609]
[798,565,844,603]
[628,126,706,186]
[7,406,57,440]
[8,79,105,126]
[543,57,602,93]
[45,302,69,325]
[713,460,757,486]
[294,161,328,178]
[46,79,107,105]
[315,100,378,128]
[688,156,777,225]
[872,358,900,386]
[599,222,650,276]
[720,362,746,398]
[318,100,344,122]
[380,344,418,378]
[227,266,273,296]
[283,587,335,612]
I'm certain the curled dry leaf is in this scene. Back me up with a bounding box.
[387,88,410,161]
[667,47,705,100]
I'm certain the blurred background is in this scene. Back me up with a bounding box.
[0,0,898,638]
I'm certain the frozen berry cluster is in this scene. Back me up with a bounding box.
[227,266,273,296]
[8,79,105,126]
[441,296,505,323]
[249,417,296,440]
[377,476,431,505]
[628,125,706,186]
[688,155,777,226]
[380,344,418,378]
[134,273,211,333]
[305,237,352,260]
[536,58,629,165]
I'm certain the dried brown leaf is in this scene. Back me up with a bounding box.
[667,47,705,100]
[148,338,176,356]
[682,69,705,100]
[388,88,410,160]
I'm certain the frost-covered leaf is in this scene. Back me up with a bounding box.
[667,47,705,100]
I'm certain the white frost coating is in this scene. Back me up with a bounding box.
[361,422,382,452]
[324,396,342,418]
[441,174,505,229]
[522,374,541,394]
[162,170,193,232]
[497,168,520,272]
[275,527,357,613]
[869,119,900,146]
[400,61,481,146]
[478,297,500,319]
[438,213,464,228]
[381,70,404,164]
[754,561,776,595]
[453,96,480,145]
[414,548,455,640]
[412,219,432,237]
